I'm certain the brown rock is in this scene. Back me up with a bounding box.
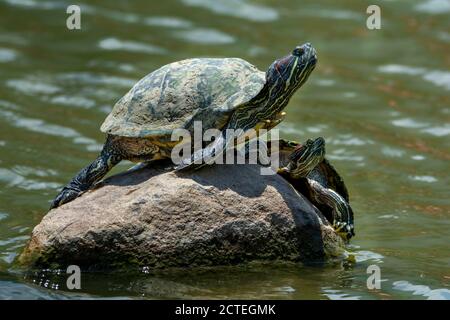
[19,163,345,271]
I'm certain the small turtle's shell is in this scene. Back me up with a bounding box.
[294,160,349,225]
[101,58,266,137]
[309,159,349,202]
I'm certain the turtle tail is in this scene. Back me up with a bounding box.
[50,140,122,210]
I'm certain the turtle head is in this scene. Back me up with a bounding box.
[267,42,317,92]
[288,137,325,178]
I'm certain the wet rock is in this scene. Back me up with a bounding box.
[19,163,345,271]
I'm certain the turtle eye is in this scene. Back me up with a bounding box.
[292,46,304,57]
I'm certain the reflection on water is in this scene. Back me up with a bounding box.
[57,72,136,87]
[0,0,449,299]
[143,16,193,28]
[6,79,60,95]
[181,0,279,22]
[379,64,450,91]
[415,0,450,14]
[174,28,235,44]
[0,108,101,152]
[393,281,450,300]
[409,175,438,183]
[98,38,167,54]
[322,288,361,300]
[0,48,17,62]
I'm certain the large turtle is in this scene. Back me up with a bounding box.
[277,137,355,240]
[51,43,317,209]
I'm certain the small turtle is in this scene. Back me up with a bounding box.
[51,43,317,209]
[278,137,355,240]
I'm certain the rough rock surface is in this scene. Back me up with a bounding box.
[19,163,345,270]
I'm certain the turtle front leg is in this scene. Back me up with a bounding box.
[176,113,288,171]
[263,111,286,131]
[50,136,123,209]
[175,132,227,171]
[50,150,122,209]
[128,161,151,172]
[306,178,355,240]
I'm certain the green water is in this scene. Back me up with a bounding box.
[0,0,449,299]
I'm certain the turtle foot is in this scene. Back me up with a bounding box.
[174,159,207,172]
[50,187,83,210]
[333,221,355,241]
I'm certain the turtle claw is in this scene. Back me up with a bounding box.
[50,187,83,210]
[332,221,355,241]
[174,160,191,171]
[277,167,290,175]
[174,157,206,171]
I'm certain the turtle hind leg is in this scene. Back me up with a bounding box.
[306,178,355,240]
[50,141,122,210]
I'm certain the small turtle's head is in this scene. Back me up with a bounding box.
[288,137,325,178]
[267,42,317,92]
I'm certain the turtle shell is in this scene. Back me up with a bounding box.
[295,159,349,225]
[310,159,349,202]
[101,58,266,137]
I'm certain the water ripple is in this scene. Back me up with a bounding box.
[378,64,425,75]
[421,125,450,137]
[422,71,450,91]
[381,147,405,158]
[378,64,450,91]
[0,212,8,221]
[0,235,29,247]
[322,288,361,300]
[278,122,305,135]
[0,168,60,190]
[327,154,364,162]
[411,155,426,161]
[409,175,438,183]
[0,109,78,137]
[275,286,295,294]
[391,118,428,129]
[392,118,450,137]
[306,125,327,133]
[49,95,96,109]
[88,60,136,73]
[0,32,28,46]
[1,252,17,264]
[79,3,193,30]
[0,48,18,63]
[0,108,102,151]
[378,214,399,219]
[94,10,140,24]
[0,99,20,110]
[315,79,335,87]
[302,8,362,21]
[393,281,450,300]
[57,72,136,87]
[353,250,384,263]
[98,37,167,55]
[181,0,278,22]
[3,0,63,10]
[12,165,57,178]
[0,280,105,299]
[330,135,373,146]
[415,0,450,14]
[143,16,193,28]
[437,31,450,43]
[6,79,60,95]
[174,28,235,44]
